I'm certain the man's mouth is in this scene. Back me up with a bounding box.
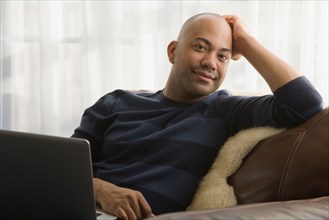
[192,69,216,80]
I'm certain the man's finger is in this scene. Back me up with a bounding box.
[138,194,153,218]
[115,207,129,220]
[129,197,143,219]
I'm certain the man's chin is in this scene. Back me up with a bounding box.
[195,85,218,95]
[190,87,216,99]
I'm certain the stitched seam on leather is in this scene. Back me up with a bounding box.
[277,129,305,200]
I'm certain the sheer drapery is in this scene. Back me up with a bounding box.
[1,1,328,136]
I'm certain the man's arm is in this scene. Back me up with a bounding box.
[221,15,322,132]
[72,93,155,220]
[72,130,154,219]
[225,15,302,92]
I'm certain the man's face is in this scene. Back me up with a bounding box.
[167,16,232,102]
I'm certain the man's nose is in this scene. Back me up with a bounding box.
[200,53,217,71]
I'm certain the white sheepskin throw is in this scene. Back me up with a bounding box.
[187,126,284,210]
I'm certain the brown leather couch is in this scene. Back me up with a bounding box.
[151,107,329,219]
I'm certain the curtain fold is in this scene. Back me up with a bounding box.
[1,1,328,136]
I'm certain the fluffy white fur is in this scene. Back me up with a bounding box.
[187,126,284,210]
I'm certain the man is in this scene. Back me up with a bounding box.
[72,13,323,219]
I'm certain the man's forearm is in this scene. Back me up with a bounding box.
[239,35,302,92]
[93,178,109,204]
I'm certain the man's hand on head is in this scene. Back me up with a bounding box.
[223,15,250,61]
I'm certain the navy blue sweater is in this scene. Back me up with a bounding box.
[72,76,322,214]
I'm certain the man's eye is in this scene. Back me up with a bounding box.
[194,45,206,51]
[218,54,229,61]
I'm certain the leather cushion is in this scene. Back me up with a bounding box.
[152,196,329,220]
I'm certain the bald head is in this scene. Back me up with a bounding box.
[177,13,232,42]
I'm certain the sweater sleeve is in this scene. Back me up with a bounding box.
[217,76,323,134]
[71,93,117,162]
[273,76,323,120]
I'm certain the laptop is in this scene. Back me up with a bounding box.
[0,129,117,220]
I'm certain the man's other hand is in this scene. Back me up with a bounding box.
[93,178,155,220]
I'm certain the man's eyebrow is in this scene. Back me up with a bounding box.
[192,37,232,53]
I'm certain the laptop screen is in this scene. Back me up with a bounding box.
[0,129,98,220]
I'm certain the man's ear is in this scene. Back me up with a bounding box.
[167,41,177,64]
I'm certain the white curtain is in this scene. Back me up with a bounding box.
[1,1,328,136]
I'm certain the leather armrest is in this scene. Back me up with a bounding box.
[228,107,329,204]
